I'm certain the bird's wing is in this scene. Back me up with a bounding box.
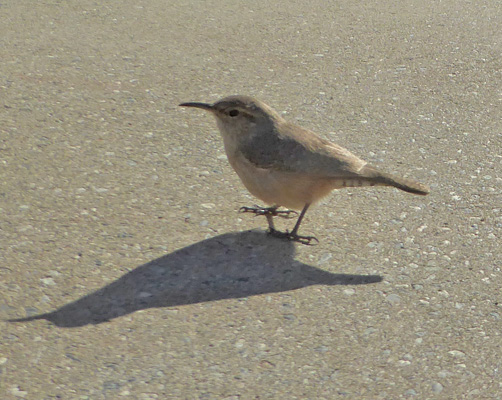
[240,122,368,178]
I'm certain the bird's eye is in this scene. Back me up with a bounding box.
[229,109,239,117]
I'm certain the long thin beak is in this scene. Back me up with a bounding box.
[178,102,214,111]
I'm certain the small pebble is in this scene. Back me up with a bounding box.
[431,382,443,393]
[447,350,466,358]
[24,307,39,317]
[10,386,28,398]
[318,253,332,264]
[40,278,56,286]
[364,327,377,336]
[386,294,401,304]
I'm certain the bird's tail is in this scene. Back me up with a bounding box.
[361,165,430,195]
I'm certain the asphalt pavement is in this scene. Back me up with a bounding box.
[1,1,501,399]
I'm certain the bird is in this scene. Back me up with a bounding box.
[179,95,429,244]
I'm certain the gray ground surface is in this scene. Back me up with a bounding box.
[1,1,501,399]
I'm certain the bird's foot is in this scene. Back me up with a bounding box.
[267,228,319,246]
[239,205,298,219]
[274,209,299,219]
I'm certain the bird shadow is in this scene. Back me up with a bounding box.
[9,230,382,328]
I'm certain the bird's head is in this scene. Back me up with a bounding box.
[179,95,282,138]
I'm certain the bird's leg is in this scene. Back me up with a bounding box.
[239,205,279,232]
[239,205,298,233]
[240,204,296,231]
[239,204,316,244]
[289,204,319,244]
[268,203,319,245]
[290,203,310,236]
[265,212,276,231]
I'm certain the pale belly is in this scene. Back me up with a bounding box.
[228,152,335,210]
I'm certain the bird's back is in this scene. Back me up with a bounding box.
[240,120,368,179]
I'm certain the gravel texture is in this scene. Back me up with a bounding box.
[1,1,501,399]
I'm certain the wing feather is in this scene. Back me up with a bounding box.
[240,122,367,178]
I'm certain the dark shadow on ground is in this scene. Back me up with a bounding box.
[9,230,382,327]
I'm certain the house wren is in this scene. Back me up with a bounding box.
[180,95,429,244]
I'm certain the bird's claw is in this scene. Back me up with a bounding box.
[267,228,319,246]
[239,205,267,215]
[274,209,299,219]
[239,205,297,219]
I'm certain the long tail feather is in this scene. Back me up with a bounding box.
[360,165,430,195]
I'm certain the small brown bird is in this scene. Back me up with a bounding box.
[180,95,429,244]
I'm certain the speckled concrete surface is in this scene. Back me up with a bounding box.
[1,1,501,399]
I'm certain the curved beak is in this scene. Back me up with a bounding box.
[178,102,214,112]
